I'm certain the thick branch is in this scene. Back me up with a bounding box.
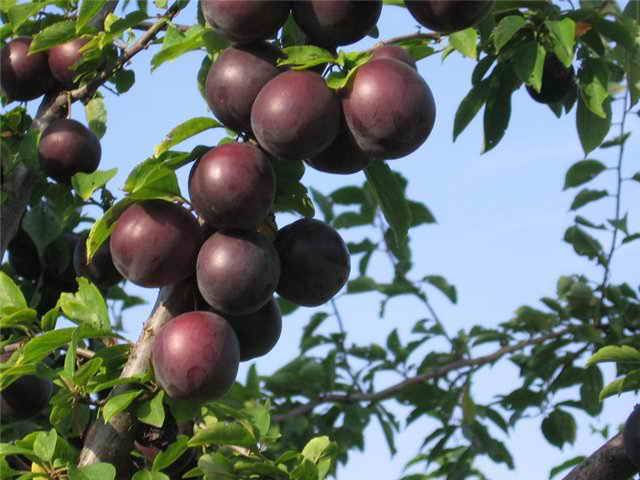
[561,433,637,480]
[273,328,568,422]
[77,280,193,473]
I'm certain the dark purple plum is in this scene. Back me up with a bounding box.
[526,54,575,104]
[48,38,88,88]
[189,142,275,230]
[405,0,495,33]
[205,42,281,133]
[196,230,280,316]
[0,37,56,101]
[625,405,640,468]
[110,201,202,288]
[74,232,122,288]
[151,311,240,401]
[305,116,371,174]
[201,0,290,44]
[228,297,282,361]
[342,58,436,159]
[275,218,350,306]
[0,352,53,419]
[38,119,101,182]
[292,0,382,47]
[251,70,340,161]
[371,45,416,69]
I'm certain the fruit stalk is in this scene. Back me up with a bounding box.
[560,433,637,480]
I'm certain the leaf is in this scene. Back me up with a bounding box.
[278,45,336,70]
[112,69,135,93]
[85,95,107,139]
[576,96,611,155]
[600,132,631,149]
[483,77,513,152]
[541,409,576,448]
[151,25,206,70]
[154,117,221,157]
[132,471,170,480]
[0,271,27,309]
[123,157,180,199]
[493,15,526,52]
[563,160,607,189]
[423,275,457,303]
[58,278,110,330]
[449,28,477,59]
[72,168,117,201]
[302,436,331,463]
[579,58,609,118]
[33,429,57,462]
[22,203,64,257]
[587,345,640,366]
[7,2,45,30]
[69,463,116,480]
[19,325,109,365]
[564,226,603,260]
[549,456,586,479]
[77,0,107,32]
[453,81,489,140]
[546,18,576,67]
[364,161,411,244]
[152,435,188,472]
[86,198,133,260]
[409,201,436,226]
[514,41,546,92]
[30,20,77,53]
[189,422,256,447]
[136,391,165,428]
[580,365,603,415]
[570,189,608,210]
[102,389,143,422]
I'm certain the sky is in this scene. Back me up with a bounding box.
[16,1,640,479]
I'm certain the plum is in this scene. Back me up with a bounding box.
[74,232,122,288]
[0,352,53,419]
[526,54,575,104]
[0,37,55,101]
[228,297,282,361]
[405,0,495,33]
[48,38,88,88]
[371,44,416,69]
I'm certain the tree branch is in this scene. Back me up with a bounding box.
[273,328,569,422]
[561,433,637,480]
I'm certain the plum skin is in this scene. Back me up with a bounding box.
[371,45,416,69]
[251,70,340,161]
[48,38,88,88]
[275,218,350,306]
[0,352,53,419]
[197,230,280,316]
[38,119,101,182]
[189,142,275,230]
[526,54,576,104]
[74,232,122,288]
[293,0,382,47]
[151,311,240,401]
[200,0,290,44]
[205,43,281,133]
[110,200,202,288]
[342,58,436,160]
[405,0,495,33]
[228,297,282,361]
[0,37,55,101]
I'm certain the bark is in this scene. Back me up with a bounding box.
[561,433,637,480]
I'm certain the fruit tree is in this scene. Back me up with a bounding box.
[1,1,640,480]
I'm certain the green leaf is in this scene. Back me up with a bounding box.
[424,275,457,303]
[330,186,365,205]
[514,41,546,92]
[563,160,607,189]
[364,162,411,244]
[69,463,116,480]
[449,28,477,59]
[72,168,117,201]
[85,95,107,139]
[302,436,331,463]
[189,422,256,447]
[278,45,336,70]
[600,132,631,149]
[132,470,170,480]
[151,25,206,70]
[152,435,188,472]
[493,15,526,52]
[570,189,608,210]
[30,20,77,53]
[564,226,603,260]
[86,198,133,260]
[136,390,166,428]
[22,203,64,257]
[77,0,107,32]
[587,345,640,366]
[112,69,135,93]
[483,77,513,152]
[58,278,110,330]
[33,429,57,462]
[409,201,436,226]
[0,307,37,329]
[576,96,611,154]
[19,325,109,365]
[154,117,221,157]
[7,2,46,31]
[580,366,604,415]
[549,456,586,479]
[102,389,143,423]
[546,18,576,67]
[579,58,609,118]
[0,271,27,309]
[453,81,489,140]
[541,409,576,448]
[123,157,180,198]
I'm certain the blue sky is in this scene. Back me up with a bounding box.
[24,1,640,479]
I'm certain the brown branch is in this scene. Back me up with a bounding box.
[273,328,569,422]
[77,280,193,474]
[561,433,637,480]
